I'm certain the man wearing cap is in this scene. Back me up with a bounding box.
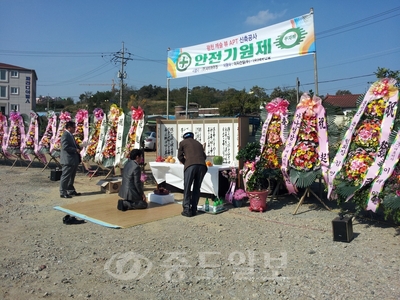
[178,131,207,217]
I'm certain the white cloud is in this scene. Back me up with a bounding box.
[245,9,287,26]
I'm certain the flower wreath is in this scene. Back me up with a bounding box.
[51,111,71,157]
[0,112,8,152]
[328,78,399,211]
[37,111,57,163]
[73,109,89,147]
[242,98,289,192]
[261,98,289,170]
[281,94,329,194]
[123,106,145,159]
[6,111,29,160]
[82,108,104,161]
[21,111,39,159]
[100,104,123,168]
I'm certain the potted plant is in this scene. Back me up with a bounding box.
[236,142,278,212]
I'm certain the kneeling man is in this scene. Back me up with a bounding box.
[117,149,148,211]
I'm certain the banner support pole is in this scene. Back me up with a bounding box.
[313,53,319,96]
[310,8,319,96]
[186,77,189,119]
[166,78,170,120]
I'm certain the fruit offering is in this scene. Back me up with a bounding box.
[213,156,223,165]
[155,156,164,162]
[164,155,176,163]
[206,161,213,167]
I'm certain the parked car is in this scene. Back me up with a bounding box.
[143,131,156,151]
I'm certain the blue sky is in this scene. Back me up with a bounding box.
[1,0,399,101]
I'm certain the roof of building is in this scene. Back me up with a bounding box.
[323,94,362,109]
[0,63,38,80]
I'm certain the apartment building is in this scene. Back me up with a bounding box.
[0,63,37,115]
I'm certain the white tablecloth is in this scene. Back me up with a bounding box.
[149,162,232,196]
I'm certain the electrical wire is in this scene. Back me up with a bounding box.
[1,5,399,91]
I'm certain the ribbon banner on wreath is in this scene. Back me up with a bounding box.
[222,167,237,203]
[51,111,71,158]
[119,106,145,166]
[94,113,107,165]
[327,78,399,201]
[113,111,127,167]
[366,130,400,211]
[281,93,329,194]
[5,111,29,160]
[81,108,104,162]
[37,111,57,163]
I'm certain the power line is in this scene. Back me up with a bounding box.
[317,12,400,39]
[317,6,400,36]
[2,6,398,95]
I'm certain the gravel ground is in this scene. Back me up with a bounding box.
[0,153,399,300]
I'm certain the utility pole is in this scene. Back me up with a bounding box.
[112,42,133,108]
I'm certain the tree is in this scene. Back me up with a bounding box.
[268,87,300,105]
[335,90,352,95]
[374,67,400,86]
[218,89,260,116]
[77,91,116,112]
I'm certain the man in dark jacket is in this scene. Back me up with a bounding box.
[178,131,207,217]
[59,121,82,198]
[117,149,148,211]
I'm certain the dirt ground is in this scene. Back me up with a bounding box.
[0,151,399,300]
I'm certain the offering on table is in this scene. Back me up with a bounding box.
[164,155,176,163]
[154,187,170,195]
[213,156,223,165]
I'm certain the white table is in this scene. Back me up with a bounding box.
[149,162,232,196]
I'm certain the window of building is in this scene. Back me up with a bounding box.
[0,70,7,81]
[11,87,19,95]
[0,86,7,98]
[10,104,19,111]
[10,71,19,78]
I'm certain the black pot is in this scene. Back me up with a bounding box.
[232,199,243,208]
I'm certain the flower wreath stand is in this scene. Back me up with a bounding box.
[281,94,331,215]
[94,104,123,180]
[258,97,290,204]
[0,113,12,163]
[268,178,288,202]
[6,112,30,169]
[292,181,331,215]
[23,112,47,170]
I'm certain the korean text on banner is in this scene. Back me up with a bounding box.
[167,12,315,79]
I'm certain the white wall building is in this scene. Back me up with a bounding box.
[0,63,38,115]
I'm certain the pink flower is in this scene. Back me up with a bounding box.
[233,189,247,200]
[93,108,104,120]
[140,173,147,183]
[266,98,289,115]
[131,106,144,121]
